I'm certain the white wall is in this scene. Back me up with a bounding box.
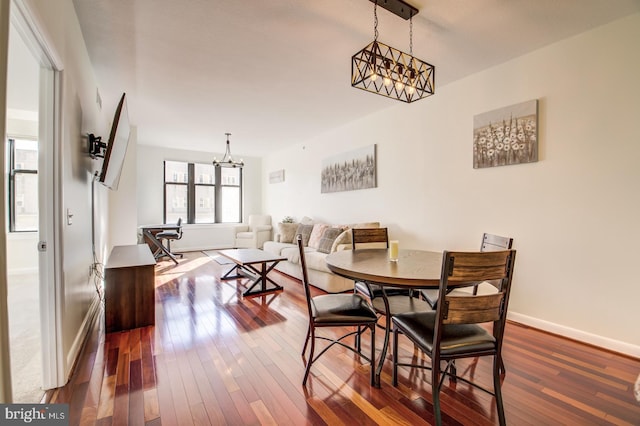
[18,0,111,381]
[134,144,263,248]
[108,126,138,249]
[263,14,640,355]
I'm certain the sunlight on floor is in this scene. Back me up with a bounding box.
[7,272,43,402]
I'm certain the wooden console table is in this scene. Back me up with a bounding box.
[105,244,156,332]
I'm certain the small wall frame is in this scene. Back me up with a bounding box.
[269,169,285,184]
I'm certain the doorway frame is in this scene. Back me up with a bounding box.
[10,0,64,390]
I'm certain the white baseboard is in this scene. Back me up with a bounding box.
[508,311,640,358]
[65,295,101,377]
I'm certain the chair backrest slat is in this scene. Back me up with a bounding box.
[447,251,513,282]
[352,228,389,249]
[481,233,513,252]
[437,250,516,330]
[443,293,504,324]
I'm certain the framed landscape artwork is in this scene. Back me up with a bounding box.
[473,99,538,168]
[321,144,376,193]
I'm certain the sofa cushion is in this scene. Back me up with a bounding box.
[317,227,344,254]
[281,245,315,264]
[280,244,335,272]
[330,229,352,252]
[263,241,295,256]
[277,222,299,243]
[308,224,329,249]
[305,250,333,273]
[295,224,314,246]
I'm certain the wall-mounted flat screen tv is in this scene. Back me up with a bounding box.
[99,92,130,190]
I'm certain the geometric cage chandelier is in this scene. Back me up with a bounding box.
[351,0,435,103]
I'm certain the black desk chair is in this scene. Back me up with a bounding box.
[392,249,516,426]
[156,218,183,260]
[297,234,378,386]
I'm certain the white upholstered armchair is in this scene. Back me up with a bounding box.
[234,215,272,249]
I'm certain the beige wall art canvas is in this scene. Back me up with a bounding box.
[473,99,538,168]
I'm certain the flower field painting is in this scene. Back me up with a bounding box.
[473,99,538,168]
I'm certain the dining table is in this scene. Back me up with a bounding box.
[325,248,446,387]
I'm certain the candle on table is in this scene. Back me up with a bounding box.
[389,240,399,261]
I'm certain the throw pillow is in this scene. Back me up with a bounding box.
[295,224,314,246]
[308,224,329,249]
[317,227,344,254]
[330,228,352,252]
[277,222,299,244]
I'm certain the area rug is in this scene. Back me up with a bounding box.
[202,250,234,265]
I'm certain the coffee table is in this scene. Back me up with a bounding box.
[217,248,287,297]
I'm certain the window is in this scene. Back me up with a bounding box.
[8,138,38,232]
[164,160,242,224]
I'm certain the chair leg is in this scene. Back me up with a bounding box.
[432,364,442,426]
[355,325,361,353]
[494,356,506,426]
[370,324,376,386]
[450,360,457,383]
[166,240,183,258]
[302,326,316,386]
[302,324,311,356]
[498,353,506,374]
[392,327,399,386]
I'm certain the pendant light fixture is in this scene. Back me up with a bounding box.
[351,0,435,103]
[213,133,244,168]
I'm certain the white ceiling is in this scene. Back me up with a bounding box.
[72,0,640,157]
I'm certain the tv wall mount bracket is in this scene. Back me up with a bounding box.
[88,133,107,159]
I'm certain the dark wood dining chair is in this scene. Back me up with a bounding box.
[352,228,411,300]
[297,235,378,386]
[422,232,513,307]
[392,249,516,426]
[155,218,184,260]
[351,228,431,356]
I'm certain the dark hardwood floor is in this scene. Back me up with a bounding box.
[47,251,640,425]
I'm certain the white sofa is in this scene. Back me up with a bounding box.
[263,220,381,293]
[235,214,272,249]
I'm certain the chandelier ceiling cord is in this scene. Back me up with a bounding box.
[213,133,244,168]
[351,0,435,103]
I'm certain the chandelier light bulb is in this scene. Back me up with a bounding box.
[384,77,392,86]
[408,85,416,94]
[395,81,404,90]
[371,72,378,81]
